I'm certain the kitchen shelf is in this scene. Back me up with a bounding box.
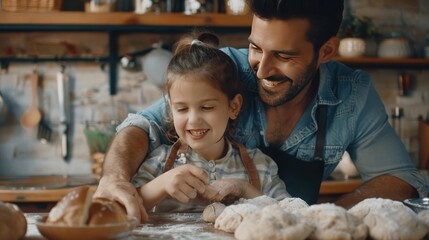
[333,56,429,69]
[0,12,252,28]
[0,12,252,95]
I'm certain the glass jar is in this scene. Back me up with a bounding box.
[85,0,116,13]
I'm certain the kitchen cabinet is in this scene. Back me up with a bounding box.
[0,12,252,95]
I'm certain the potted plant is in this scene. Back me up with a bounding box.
[337,15,377,57]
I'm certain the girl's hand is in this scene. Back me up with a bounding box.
[160,164,209,203]
[201,179,262,204]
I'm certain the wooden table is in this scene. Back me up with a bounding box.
[25,212,235,240]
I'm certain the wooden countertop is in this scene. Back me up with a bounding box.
[320,178,363,194]
[0,178,362,203]
[25,212,234,240]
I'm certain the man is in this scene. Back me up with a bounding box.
[94,0,429,222]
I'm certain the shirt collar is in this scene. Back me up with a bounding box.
[317,62,341,106]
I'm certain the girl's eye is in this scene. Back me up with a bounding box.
[202,106,214,111]
[176,107,187,112]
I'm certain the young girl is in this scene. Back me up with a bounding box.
[132,32,289,212]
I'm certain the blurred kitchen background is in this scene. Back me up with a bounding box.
[0,0,428,178]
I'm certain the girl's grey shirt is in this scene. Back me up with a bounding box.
[118,47,429,198]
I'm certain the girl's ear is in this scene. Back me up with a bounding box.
[229,94,243,120]
[318,36,339,63]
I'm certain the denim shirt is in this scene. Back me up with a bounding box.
[118,47,429,197]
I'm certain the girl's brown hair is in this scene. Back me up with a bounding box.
[164,31,241,143]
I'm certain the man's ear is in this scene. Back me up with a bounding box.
[229,94,243,120]
[318,36,339,63]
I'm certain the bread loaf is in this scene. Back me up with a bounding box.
[46,185,93,226]
[47,185,128,226]
[0,202,27,240]
[88,198,128,225]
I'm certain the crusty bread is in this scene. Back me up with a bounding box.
[0,202,27,240]
[47,185,128,226]
[46,185,93,226]
[88,198,128,225]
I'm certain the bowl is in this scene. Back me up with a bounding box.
[36,216,137,240]
[403,197,429,213]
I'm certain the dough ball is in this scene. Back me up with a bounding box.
[279,197,309,212]
[202,202,226,223]
[214,203,260,233]
[348,198,406,219]
[417,210,429,226]
[0,202,27,240]
[236,195,278,207]
[235,205,314,240]
[46,186,93,226]
[298,203,368,240]
[88,198,128,225]
[364,206,428,240]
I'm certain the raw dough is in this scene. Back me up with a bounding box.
[279,197,309,212]
[0,202,27,240]
[202,202,226,223]
[348,198,407,219]
[298,203,368,240]
[236,195,278,207]
[348,198,428,240]
[235,204,314,240]
[214,203,260,233]
[417,210,429,226]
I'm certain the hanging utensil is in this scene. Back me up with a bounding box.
[20,69,42,128]
[37,82,52,144]
[57,65,70,162]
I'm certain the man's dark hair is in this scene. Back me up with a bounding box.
[247,0,344,51]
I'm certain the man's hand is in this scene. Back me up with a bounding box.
[94,176,148,222]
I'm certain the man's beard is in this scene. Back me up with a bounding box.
[256,56,319,107]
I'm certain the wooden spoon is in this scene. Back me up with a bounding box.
[20,70,41,128]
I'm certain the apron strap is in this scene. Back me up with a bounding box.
[163,139,189,173]
[314,105,328,161]
[237,143,261,190]
[163,140,261,190]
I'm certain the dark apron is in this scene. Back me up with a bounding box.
[261,105,328,205]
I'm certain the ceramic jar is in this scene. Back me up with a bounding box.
[338,38,366,58]
[225,0,249,15]
[378,38,411,58]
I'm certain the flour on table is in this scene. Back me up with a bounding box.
[298,203,368,240]
[278,197,309,212]
[214,203,260,233]
[235,204,314,240]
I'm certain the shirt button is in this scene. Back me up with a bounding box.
[208,160,215,168]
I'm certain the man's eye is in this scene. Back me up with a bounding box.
[249,43,261,51]
[276,53,292,60]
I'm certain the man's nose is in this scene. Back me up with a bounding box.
[255,54,274,80]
